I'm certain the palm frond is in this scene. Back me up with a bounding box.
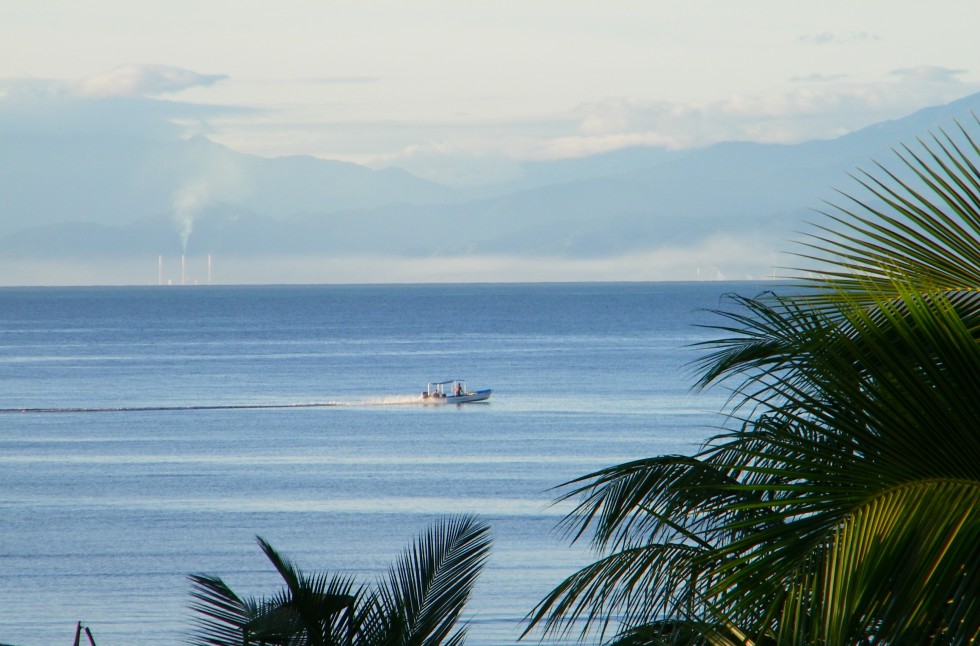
[524,542,712,643]
[608,619,771,646]
[534,114,980,646]
[371,515,492,646]
[778,480,980,645]
[187,574,254,646]
[552,455,742,549]
[792,118,980,297]
[251,536,360,646]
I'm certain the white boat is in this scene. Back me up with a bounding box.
[421,379,492,403]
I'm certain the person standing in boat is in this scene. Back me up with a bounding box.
[454,383,462,396]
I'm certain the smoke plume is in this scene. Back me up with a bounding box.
[172,180,211,252]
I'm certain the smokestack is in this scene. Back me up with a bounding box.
[181,255,186,286]
[158,255,163,286]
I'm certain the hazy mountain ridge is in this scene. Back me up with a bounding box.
[0,134,456,237]
[2,92,979,281]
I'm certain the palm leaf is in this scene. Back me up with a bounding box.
[778,480,980,645]
[525,542,714,643]
[253,537,359,646]
[187,574,256,646]
[792,118,980,298]
[532,113,980,646]
[368,515,491,646]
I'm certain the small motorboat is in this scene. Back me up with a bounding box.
[421,379,492,403]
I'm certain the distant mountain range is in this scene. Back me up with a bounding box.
[3,92,980,284]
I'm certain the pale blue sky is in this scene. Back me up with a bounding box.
[3,0,979,184]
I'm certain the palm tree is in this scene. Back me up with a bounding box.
[188,514,492,646]
[525,120,980,644]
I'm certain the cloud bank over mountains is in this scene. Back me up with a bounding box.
[0,65,243,141]
[3,62,976,164]
[77,64,228,98]
[1,64,227,101]
[2,65,979,285]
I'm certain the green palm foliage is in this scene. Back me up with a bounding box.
[525,119,980,645]
[188,515,492,646]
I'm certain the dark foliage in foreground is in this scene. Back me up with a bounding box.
[188,515,491,646]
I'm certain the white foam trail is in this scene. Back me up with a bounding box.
[320,394,424,407]
[0,396,431,414]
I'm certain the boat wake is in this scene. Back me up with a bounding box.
[322,395,426,407]
[0,395,427,414]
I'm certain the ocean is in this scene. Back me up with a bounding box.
[0,282,763,645]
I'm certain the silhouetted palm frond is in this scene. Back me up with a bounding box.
[188,516,490,646]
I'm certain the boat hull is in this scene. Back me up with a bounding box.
[423,388,492,404]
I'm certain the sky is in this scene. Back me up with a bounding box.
[3,1,980,186]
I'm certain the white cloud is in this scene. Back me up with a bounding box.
[76,64,227,98]
[377,82,980,189]
[0,67,246,139]
[800,31,880,46]
[5,62,978,189]
[522,75,980,160]
[890,66,967,84]
[790,73,849,84]
[332,74,980,185]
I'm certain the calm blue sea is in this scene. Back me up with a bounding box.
[0,282,764,646]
